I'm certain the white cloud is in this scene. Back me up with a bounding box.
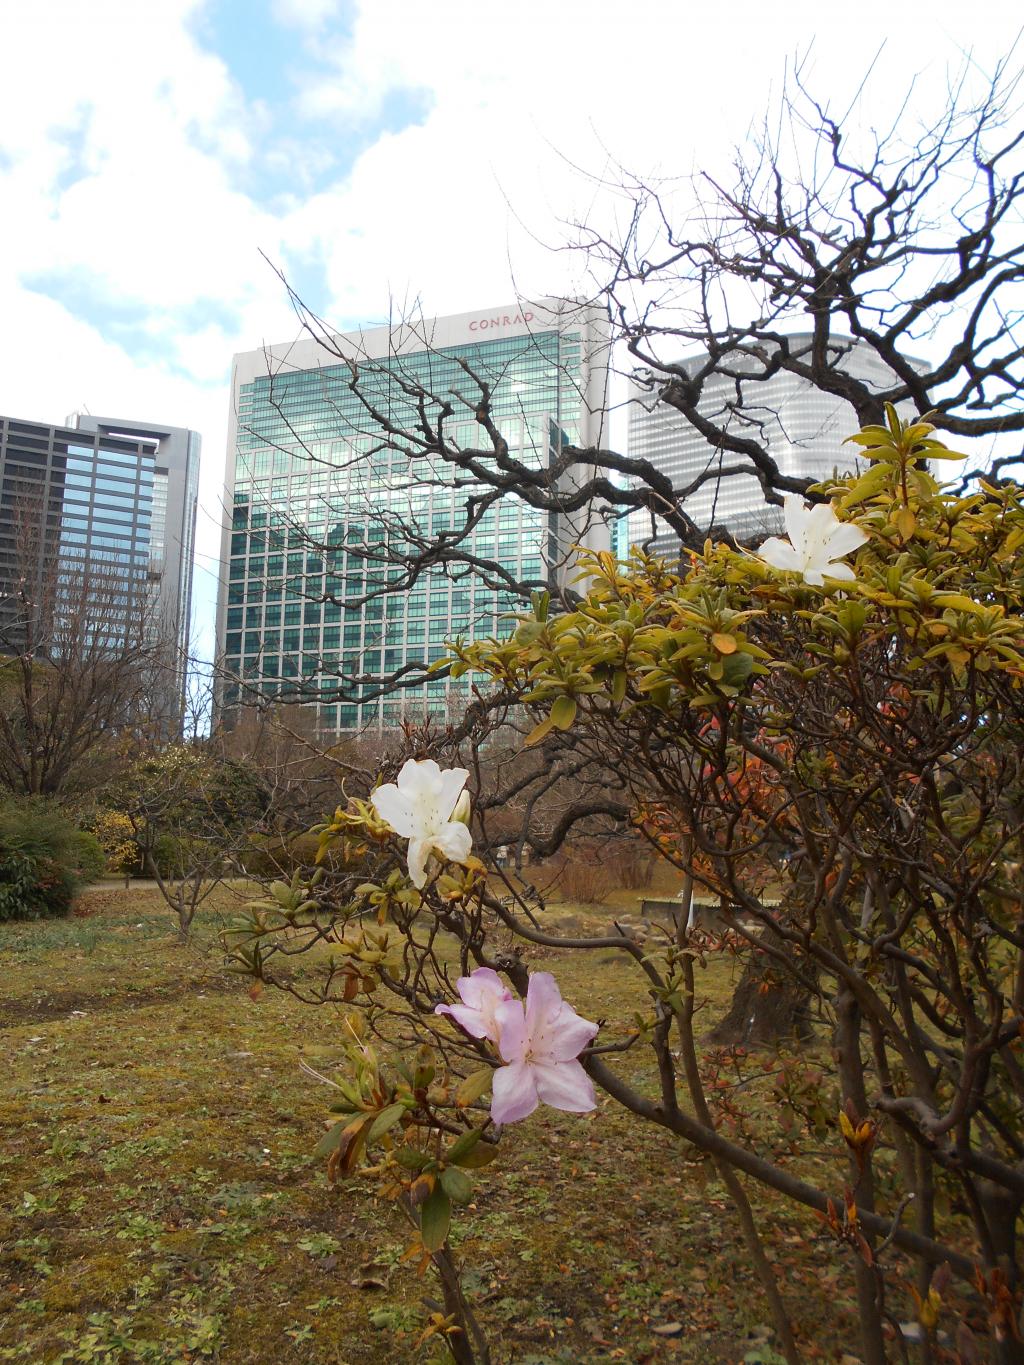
[271,0,345,29]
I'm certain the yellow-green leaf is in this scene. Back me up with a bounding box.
[314,1120,347,1159]
[453,1141,499,1168]
[933,594,981,614]
[550,695,578,730]
[524,716,554,747]
[455,1066,494,1108]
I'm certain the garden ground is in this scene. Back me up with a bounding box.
[2,881,883,1363]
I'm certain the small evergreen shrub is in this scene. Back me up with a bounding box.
[0,803,83,922]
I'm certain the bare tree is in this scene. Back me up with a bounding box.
[116,740,272,942]
[578,50,1024,505]
[0,508,175,799]
[224,54,1024,729]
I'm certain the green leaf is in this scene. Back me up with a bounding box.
[452,1142,498,1169]
[611,668,627,705]
[368,1103,407,1144]
[419,1185,451,1252]
[513,620,543,645]
[440,1166,473,1204]
[394,1146,430,1172]
[720,651,755,688]
[446,1128,482,1164]
[314,1121,347,1159]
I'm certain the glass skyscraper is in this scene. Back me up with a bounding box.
[0,412,200,692]
[217,300,609,733]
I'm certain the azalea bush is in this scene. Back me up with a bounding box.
[227,414,1024,1364]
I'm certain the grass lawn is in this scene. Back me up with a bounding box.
[2,882,882,1363]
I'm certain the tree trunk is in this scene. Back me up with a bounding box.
[705,929,816,1048]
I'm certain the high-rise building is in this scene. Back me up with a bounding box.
[218,300,609,733]
[625,334,920,554]
[0,412,200,684]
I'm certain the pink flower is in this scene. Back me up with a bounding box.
[434,967,512,1044]
[491,972,598,1124]
[435,968,599,1124]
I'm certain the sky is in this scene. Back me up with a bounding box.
[0,0,1019,659]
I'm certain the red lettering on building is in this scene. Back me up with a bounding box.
[468,310,534,333]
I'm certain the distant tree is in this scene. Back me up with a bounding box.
[0,512,175,799]
[116,744,271,941]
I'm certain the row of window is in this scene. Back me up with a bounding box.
[225,615,472,651]
[223,593,514,630]
[223,689,468,731]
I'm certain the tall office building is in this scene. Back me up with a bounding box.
[0,412,200,686]
[218,300,609,733]
[625,334,920,554]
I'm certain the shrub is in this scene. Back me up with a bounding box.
[0,803,83,922]
[87,810,138,878]
[551,842,652,902]
[605,843,654,890]
[555,846,613,904]
[226,418,1024,1364]
[150,833,189,879]
[69,830,106,884]
[145,833,224,882]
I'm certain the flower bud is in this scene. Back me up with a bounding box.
[452,791,472,825]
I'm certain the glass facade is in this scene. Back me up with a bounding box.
[59,442,154,574]
[220,308,603,733]
[625,337,923,553]
[0,414,200,717]
[72,416,201,681]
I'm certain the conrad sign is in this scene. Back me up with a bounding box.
[468,311,535,332]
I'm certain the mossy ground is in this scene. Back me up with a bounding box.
[1,882,896,1363]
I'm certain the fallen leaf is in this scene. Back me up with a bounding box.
[351,1261,389,1289]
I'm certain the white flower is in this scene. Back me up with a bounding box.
[758,496,868,586]
[370,759,473,889]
